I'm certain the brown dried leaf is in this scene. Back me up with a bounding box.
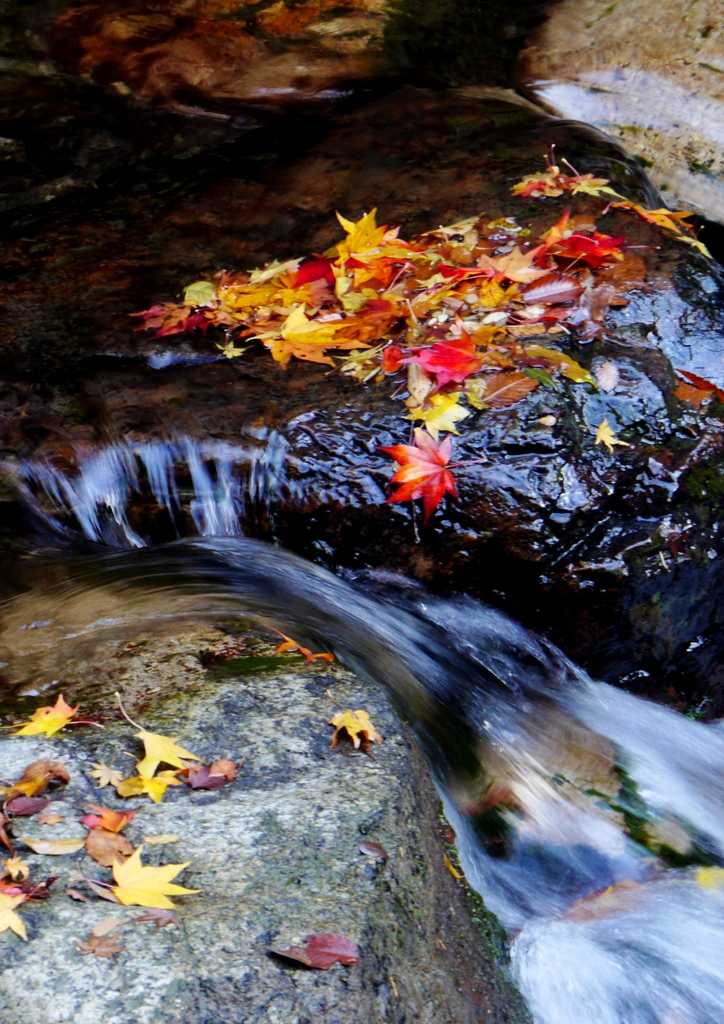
[132,907,181,929]
[358,840,388,860]
[77,933,124,958]
[37,813,64,826]
[84,880,121,903]
[91,915,125,938]
[478,371,539,409]
[85,829,133,868]
[272,933,360,970]
[66,888,89,902]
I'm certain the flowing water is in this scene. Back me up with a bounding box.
[4,443,724,1024]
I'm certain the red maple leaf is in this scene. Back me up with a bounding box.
[553,231,625,267]
[379,428,458,522]
[402,333,484,388]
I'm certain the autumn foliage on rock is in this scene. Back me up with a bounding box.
[135,155,710,521]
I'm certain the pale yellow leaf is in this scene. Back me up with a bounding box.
[20,836,85,855]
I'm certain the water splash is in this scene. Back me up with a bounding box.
[6,434,299,547]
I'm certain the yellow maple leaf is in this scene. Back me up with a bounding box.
[261,305,346,368]
[115,771,183,804]
[405,393,469,441]
[1,857,29,881]
[11,695,79,738]
[594,418,631,454]
[133,731,202,780]
[524,345,596,386]
[183,281,217,307]
[329,709,383,750]
[335,209,386,260]
[90,762,124,788]
[216,340,248,359]
[111,845,199,909]
[476,246,549,284]
[568,174,622,199]
[0,893,27,940]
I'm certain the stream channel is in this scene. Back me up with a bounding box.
[2,1,724,1022]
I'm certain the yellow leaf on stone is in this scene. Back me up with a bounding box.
[525,345,596,386]
[111,845,199,909]
[11,694,79,738]
[143,834,180,846]
[0,894,27,940]
[594,418,631,454]
[406,393,469,441]
[2,857,29,881]
[90,763,124,788]
[116,771,183,804]
[134,731,202,779]
[329,709,383,750]
[20,836,85,855]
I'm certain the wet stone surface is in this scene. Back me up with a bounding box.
[0,627,527,1023]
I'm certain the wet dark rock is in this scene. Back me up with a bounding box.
[1,85,724,713]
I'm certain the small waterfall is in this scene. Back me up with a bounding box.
[6,434,300,547]
[3,454,724,1023]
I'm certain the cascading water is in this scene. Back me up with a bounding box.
[3,441,724,1024]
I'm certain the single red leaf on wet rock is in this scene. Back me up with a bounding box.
[379,428,458,523]
[272,934,359,969]
[677,369,724,404]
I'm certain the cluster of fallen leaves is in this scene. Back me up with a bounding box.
[135,152,713,522]
[0,652,384,965]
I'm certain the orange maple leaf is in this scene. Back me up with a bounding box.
[10,696,79,738]
[476,246,549,284]
[379,428,458,522]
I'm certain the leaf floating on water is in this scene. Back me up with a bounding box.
[273,633,334,664]
[329,709,383,751]
[595,360,620,393]
[271,933,360,969]
[594,418,631,454]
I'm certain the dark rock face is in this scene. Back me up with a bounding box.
[1,69,724,711]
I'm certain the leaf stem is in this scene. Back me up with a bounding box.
[115,693,142,731]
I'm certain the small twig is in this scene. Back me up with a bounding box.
[325,689,345,710]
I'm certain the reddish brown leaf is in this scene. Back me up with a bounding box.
[66,888,89,902]
[676,369,724,404]
[358,840,389,859]
[478,371,539,408]
[674,381,710,408]
[132,908,181,929]
[185,765,229,791]
[85,829,133,868]
[521,273,583,305]
[81,806,137,833]
[6,797,52,817]
[272,934,360,970]
[379,428,458,523]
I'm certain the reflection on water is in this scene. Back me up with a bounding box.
[2,526,724,1023]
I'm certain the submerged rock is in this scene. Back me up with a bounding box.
[0,625,526,1023]
[49,0,388,111]
[517,0,724,224]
